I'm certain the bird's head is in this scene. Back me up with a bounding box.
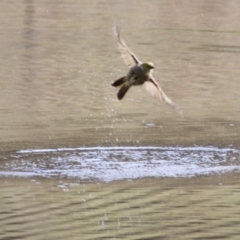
[141,62,154,71]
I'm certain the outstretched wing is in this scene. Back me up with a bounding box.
[113,25,141,68]
[143,77,181,112]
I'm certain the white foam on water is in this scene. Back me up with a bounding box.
[17,145,239,153]
[1,146,239,181]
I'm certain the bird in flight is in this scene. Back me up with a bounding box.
[112,26,180,112]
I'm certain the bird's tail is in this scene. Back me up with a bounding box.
[117,84,130,100]
[112,76,126,87]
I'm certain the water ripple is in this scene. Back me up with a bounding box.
[0,146,240,181]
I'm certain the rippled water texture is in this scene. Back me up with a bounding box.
[1,0,240,239]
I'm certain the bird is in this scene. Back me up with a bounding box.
[112,26,180,112]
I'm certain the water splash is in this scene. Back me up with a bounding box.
[0,146,239,181]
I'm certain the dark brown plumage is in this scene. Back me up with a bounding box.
[112,26,181,112]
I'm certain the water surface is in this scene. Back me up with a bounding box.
[1,146,240,181]
[0,0,240,151]
[1,0,240,239]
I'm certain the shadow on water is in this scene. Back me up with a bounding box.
[1,146,240,181]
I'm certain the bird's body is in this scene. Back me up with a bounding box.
[112,26,180,111]
[112,63,154,99]
[127,63,154,85]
